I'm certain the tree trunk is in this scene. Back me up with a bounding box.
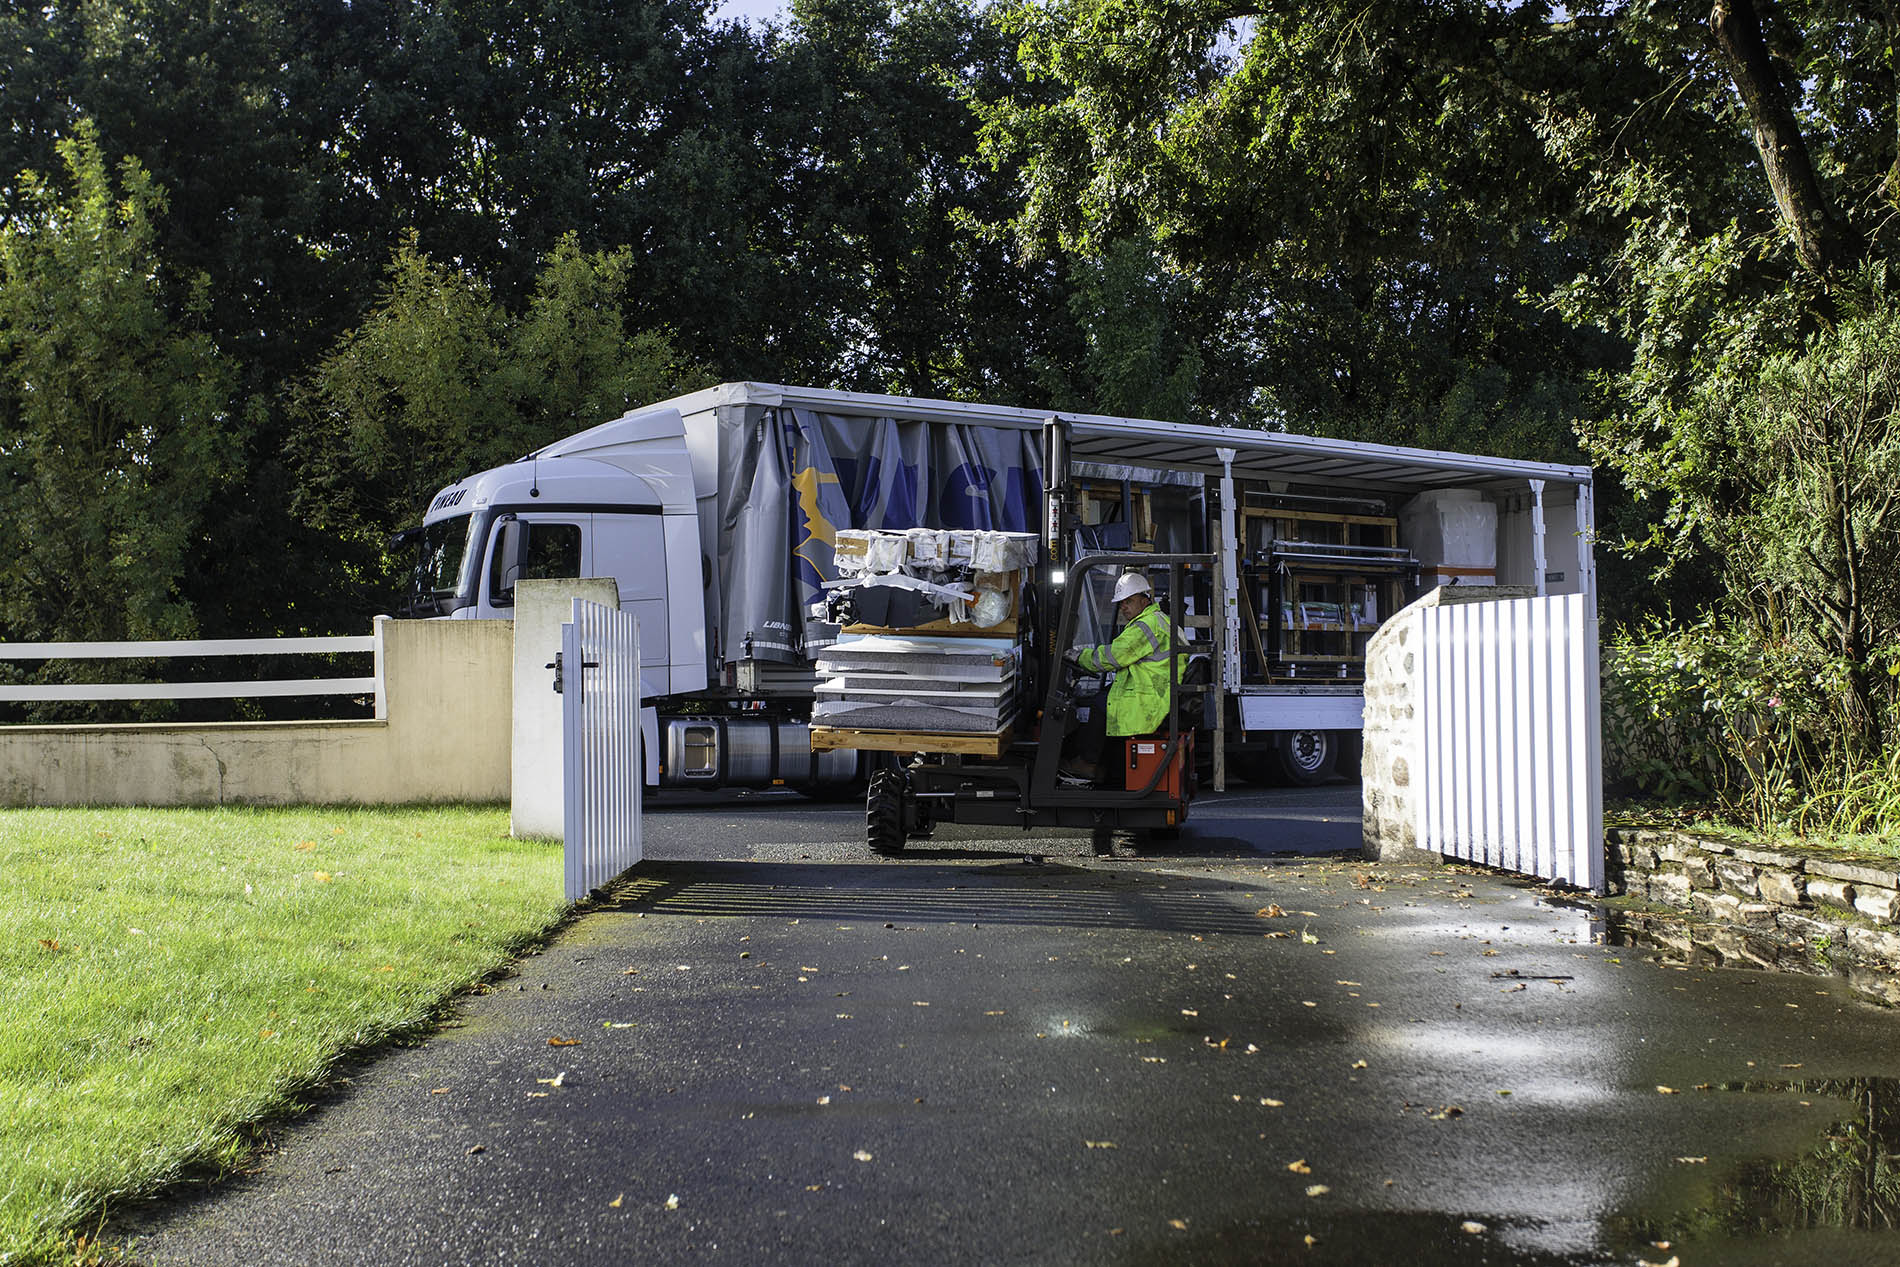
[1708,0,1863,275]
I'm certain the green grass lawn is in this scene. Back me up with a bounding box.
[0,805,568,1265]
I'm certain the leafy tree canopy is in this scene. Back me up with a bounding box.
[0,122,237,643]
[293,231,714,605]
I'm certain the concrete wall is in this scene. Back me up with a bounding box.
[511,579,621,840]
[0,617,514,807]
[1360,585,1536,863]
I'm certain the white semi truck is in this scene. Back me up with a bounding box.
[397,381,1596,792]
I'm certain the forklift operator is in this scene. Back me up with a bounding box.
[1062,571,1176,779]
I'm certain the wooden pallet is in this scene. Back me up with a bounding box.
[809,725,1013,758]
[840,618,1018,638]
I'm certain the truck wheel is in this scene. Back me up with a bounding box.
[1272,729,1338,786]
[867,768,907,856]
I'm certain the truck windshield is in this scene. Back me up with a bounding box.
[400,514,479,616]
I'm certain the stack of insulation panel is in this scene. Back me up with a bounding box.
[812,635,1018,735]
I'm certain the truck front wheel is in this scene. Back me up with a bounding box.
[1272,729,1338,786]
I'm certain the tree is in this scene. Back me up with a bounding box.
[293,232,714,606]
[977,0,1617,450]
[1038,240,1204,421]
[0,124,237,645]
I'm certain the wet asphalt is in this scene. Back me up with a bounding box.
[120,786,1900,1266]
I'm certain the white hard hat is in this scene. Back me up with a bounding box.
[1111,572,1153,603]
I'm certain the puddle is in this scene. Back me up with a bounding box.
[1608,1077,1900,1260]
[1574,901,1900,1009]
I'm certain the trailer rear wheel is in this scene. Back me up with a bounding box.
[867,768,907,856]
[1272,729,1338,786]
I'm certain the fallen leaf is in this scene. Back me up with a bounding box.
[1304,1234,1319,1247]
[984,1010,1006,1016]
[1263,1098,1284,1107]
[1300,931,1319,945]
[817,1095,831,1105]
[312,871,332,883]
[1305,1184,1329,1197]
[1460,1221,1487,1235]
[1287,1159,1312,1174]
[1637,1258,1679,1267]
[1656,1086,1678,1095]
[1675,1156,1707,1165]
[1141,1057,1167,1064]
[605,1022,634,1029]
[913,1001,930,1007]
[548,1037,582,1047]
[853,1150,873,1162]
[295,841,317,852]
[1181,1009,1199,1017]
[1168,1219,1188,1230]
[1336,980,1361,987]
[1780,1063,1804,1069]
[609,1194,623,1209]
[665,1194,680,1210]
[466,1145,485,1155]
[621,967,639,975]
[1258,905,1286,918]
[537,1072,567,1088]
[37,939,60,952]
[1351,1060,1368,1070]
[1084,1140,1118,1149]
[430,1087,449,1095]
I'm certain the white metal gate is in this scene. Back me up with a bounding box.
[561,599,644,901]
[1416,593,1603,891]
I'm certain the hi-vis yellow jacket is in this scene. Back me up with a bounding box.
[1077,602,1178,736]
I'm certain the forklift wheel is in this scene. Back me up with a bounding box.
[867,768,907,856]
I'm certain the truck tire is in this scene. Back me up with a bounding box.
[867,768,907,856]
[1272,729,1338,786]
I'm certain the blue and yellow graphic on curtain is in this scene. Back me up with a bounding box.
[788,410,851,599]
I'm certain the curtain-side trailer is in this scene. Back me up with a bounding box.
[396,381,1594,792]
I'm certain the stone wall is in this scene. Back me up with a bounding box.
[1361,585,1536,863]
[1609,827,1900,1005]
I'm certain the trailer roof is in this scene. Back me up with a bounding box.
[666,382,1590,494]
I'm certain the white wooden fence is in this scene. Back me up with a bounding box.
[1416,592,1604,891]
[0,634,381,710]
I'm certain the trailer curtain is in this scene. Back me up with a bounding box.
[715,405,1043,663]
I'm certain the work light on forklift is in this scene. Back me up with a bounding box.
[1050,569,1066,586]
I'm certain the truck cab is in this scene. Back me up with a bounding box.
[398,406,709,702]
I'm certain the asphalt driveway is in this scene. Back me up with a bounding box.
[120,787,1900,1266]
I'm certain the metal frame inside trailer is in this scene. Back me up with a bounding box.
[659,377,1597,626]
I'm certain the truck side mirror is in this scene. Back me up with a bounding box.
[487,516,523,607]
